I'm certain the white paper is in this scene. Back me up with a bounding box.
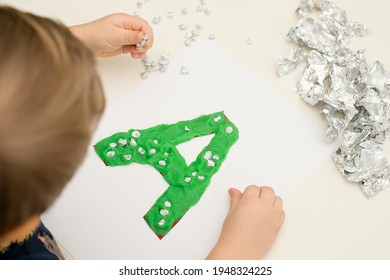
[43,40,336,259]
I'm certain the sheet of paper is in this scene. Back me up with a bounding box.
[43,40,336,259]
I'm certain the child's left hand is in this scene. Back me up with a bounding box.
[70,13,154,59]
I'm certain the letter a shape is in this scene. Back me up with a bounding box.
[94,112,239,238]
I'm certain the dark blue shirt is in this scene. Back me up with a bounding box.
[0,222,62,260]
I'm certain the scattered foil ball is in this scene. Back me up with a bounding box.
[141,53,170,79]
[183,26,201,47]
[136,34,149,48]
[106,151,115,157]
[181,7,189,15]
[180,66,189,75]
[184,177,192,183]
[138,147,145,155]
[118,138,127,146]
[130,138,137,147]
[136,2,143,9]
[123,154,132,161]
[204,151,212,160]
[214,116,221,122]
[225,126,233,134]
[178,24,188,31]
[196,6,204,13]
[152,16,161,25]
[204,8,212,16]
[209,34,216,40]
[166,11,174,19]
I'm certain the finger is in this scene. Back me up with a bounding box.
[116,14,154,49]
[279,210,286,224]
[128,20,154,49]
[128,45,147,53]
[242,185,261,199]
[273,196,283,209]
[116,13,151,33]
[228,188,242,212]
[122,45,132,54]
[118,29,144,46]
[107,13,154,48]
[131,52,146,59]
[142,32,154,50]
[123,45,146,56]
[259,186,276,202]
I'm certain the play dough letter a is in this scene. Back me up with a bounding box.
[94,112,239,238]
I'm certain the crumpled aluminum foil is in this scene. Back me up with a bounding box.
[278,0,390,197]
[141,52,170,79]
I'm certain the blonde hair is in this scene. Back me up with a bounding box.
[0,6,105,236]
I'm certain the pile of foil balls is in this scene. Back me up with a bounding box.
[277,0,390,197]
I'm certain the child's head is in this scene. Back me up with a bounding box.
[0,6,105,237]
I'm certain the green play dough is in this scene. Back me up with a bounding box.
[94,111,239,238]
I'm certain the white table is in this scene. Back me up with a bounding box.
[3,0,390,259]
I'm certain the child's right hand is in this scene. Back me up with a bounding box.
[70,13,154,59]
[207,185,285,259]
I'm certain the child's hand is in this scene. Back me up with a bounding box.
[70,13,154,59]
[207,186,285,259]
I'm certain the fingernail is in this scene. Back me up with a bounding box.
[133,53,141,59]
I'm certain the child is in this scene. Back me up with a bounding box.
[0,6,285,260]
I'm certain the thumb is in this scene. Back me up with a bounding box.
[228,188,242,212]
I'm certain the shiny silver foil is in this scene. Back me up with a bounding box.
[141,52,170,79]
[278,0,390,197]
